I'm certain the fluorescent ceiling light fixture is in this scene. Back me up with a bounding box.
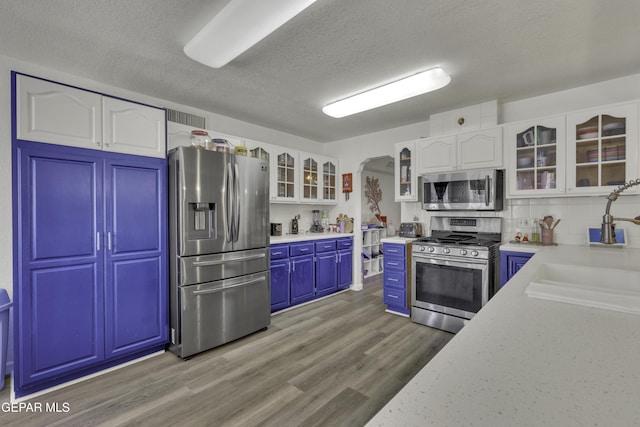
[322,68,451,118]
[184,0,317,68]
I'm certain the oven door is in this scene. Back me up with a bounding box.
[412,253,489,320]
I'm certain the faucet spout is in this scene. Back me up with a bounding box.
[600,179,640,244]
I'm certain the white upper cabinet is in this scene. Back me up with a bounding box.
[416,136,456,174]
[505,116,566,198]
[566,102,638,195]
[271,148,299,203]
[456,128,503,170]
[298,152,339,204]
[17,74,102,149]
[102,96,165,158]
[394,140,418,201]
[416,128,503,175]
[320,158,338,203]
[17,74,166,158]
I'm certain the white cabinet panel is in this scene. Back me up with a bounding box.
[457,128,503,170]
[416,136,456,174]
[17,74,166,158]
[103,97,166,158]
[17,74,102,149]
[417,128,502,175]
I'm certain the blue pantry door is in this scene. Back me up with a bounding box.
[16,143,105,389]
[103,155,168,357]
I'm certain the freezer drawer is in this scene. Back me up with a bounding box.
[175,271,270,358]
[179,247,269,286]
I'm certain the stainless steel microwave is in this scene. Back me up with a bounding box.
[421,169,504,211]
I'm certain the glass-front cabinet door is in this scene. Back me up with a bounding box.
[394,140,417,201]
[322,159,337,202]
[566,103,638,195]
[506,116,566,197]
[301,155,319,202]
[270,149,298,202]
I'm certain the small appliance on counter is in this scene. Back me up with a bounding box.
[291,215,299,234]
[399,222,423,237]
[310,209,324,233]
[270,223,282,236]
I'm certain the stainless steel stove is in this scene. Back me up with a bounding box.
[411,217,502,333]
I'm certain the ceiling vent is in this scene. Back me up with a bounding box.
[166,108,206,129]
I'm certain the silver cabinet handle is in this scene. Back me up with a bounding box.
[107,232,112,251]
[97,232,101,251]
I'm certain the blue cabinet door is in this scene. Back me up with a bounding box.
[290,255,314,305]
[15,143,105,392]
[315,252,337,297]
[104,155,168,358]
[500,250,534,287]
[337,248,353,290]
[270,258,290,311]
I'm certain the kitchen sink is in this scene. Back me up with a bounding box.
[525,263,640,314]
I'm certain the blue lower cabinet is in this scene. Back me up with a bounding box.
[337,249,353,290]
[270,237,353,312]
[337,238,353,290]
[316,252,338,297]
[290,254,315,305]
[270,259,290,311]
[270,244,290,311]
[500,250,534,287]
[382,242,410,315]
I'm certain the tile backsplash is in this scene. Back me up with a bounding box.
[402,195,640,248]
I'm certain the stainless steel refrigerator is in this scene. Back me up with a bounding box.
[168,146,270,359]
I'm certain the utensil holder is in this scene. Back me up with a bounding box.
[541,228,554,245]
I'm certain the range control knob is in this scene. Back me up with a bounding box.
[460,249,468,256]
[442,248,450,254]
[471,250,479,257]
[419,245,426,252]
[428,246,435,253]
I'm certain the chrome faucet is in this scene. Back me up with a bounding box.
[600,178,640,244]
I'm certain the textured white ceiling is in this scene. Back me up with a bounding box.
[1,0,639,142]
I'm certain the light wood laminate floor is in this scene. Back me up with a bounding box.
[0,275,453,426]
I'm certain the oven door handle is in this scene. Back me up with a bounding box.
[413,254,488,267]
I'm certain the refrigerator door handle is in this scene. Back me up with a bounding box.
[225,162,233,242]
[192,252,266,266]
[233,162,240,242]
[192,276,267,295]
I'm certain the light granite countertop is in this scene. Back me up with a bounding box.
[269,232,352,244]
[367,244,640,426]
[380,236,417,245]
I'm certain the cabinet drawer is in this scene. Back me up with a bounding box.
[314,240,336,253]
[384,256,405,272]
[383,243,405,257]
[383,287,406,307]
[270,244,289,260]
[337,238,353,250]
[384,270,405,290]
[290,242,314,257]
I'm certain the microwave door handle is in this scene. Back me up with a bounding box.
[484,175,490,206]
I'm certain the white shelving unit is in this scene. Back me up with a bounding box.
[362,227,387,278]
